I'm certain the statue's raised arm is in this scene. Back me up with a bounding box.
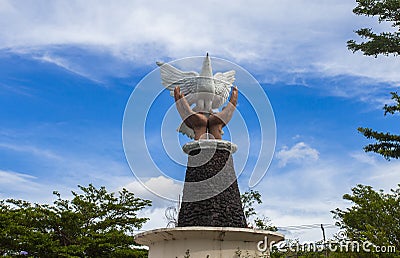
[174,86,208,140]
[208,86,238,139]
[174,86,238,140]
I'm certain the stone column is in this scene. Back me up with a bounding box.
[177,140,247,228]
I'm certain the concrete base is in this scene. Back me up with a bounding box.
[134,227,284,258]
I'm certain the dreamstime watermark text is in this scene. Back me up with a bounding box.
[257,235,396,254]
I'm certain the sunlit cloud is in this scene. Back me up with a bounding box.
[276,142,319,167]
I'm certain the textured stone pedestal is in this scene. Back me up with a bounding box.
[178,140,246,227]
[134,227,284,258]
[134,140,285,257]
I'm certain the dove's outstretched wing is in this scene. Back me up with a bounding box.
[212,70,236,109]
[157,62,199,105]
[177,122,196,139]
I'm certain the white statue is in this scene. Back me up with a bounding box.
[157,54,236,138]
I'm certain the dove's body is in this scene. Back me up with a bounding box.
[195,54,215,112]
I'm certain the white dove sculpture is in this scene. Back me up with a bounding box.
[156,54,236,139]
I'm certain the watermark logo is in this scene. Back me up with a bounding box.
[257,236,277,252]
[257,231,396,254]
[122,56,276,202]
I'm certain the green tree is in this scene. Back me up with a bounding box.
[0,184,151,257]
[358,93,400,159]
[332,184,400,256]
[345,3,400,256]
[0,199,57,256]
[347,0,400,57]
[240,190,277,231]
[348,0,400,159]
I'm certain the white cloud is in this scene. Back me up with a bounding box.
[242,163,346,241]
[122,176,183,205]
[0,169,36,185]
[33,53,103,83]
[0,82,33,97]
[276,142,319,167]
[0,142,62,160]
[0,170,42,196]
[359,160,400,191]
[0,0,399,93]
[247,149,400,242]
[350,151,378,166]
[138,207,174,231]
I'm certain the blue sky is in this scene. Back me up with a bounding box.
[1,0,400,241]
